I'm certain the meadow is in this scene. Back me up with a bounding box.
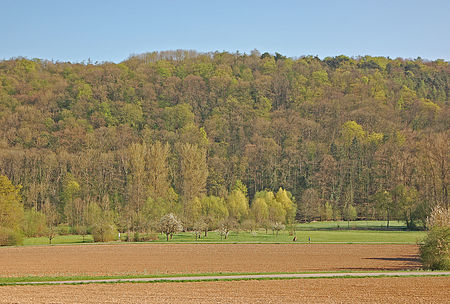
[22,221,425,246]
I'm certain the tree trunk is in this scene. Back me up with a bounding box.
[387,210,390,228]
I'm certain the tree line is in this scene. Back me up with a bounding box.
[0,50,448,243]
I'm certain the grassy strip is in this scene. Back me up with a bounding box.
[0,269,435,284]
[1,273,448,286]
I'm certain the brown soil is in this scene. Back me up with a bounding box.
[0,244,420,277]
[0,277,448,303]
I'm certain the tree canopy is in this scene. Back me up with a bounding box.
[0,51,448,231]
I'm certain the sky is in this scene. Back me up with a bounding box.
[1,0,449,63]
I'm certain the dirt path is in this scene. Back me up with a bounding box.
[7,271,449,285]
[1,276,448,303]
[0,243,420,277]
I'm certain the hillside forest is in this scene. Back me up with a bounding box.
[0,50,448,241]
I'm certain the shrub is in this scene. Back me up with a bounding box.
[419,205,449,270]
[91,222,118,242]
[57,224,71,235]
[22,209,47,237]
[241,219,256,232]
[134,232,159,242]
[73,225,89,242]
[420,226,449,270]
[0,227,23,246]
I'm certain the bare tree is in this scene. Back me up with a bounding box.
[271,221,285,236]
[42,200,58,244]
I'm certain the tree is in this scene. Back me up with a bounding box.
[147,141,171,201]
[233,180,248,197]
[193,220,206,240]
[299,188,320,222]
[61,173,80,215]
[42,200,58,244]
[344,205,357,228]
[218,217,237,240]
[253,190,287,225]
[200,195,228,236]
[179,143,208,220]
[0,175,24,231]
[0,53,448,240]
[392,184,419,229]
[275,188,297,224]
[267,197,286,224]
[250,197,268,227]
[241,219,257,232]
[64,197,86,228]
[0,175,24,245]
[271,221,285,236]
[226,189,249,223]
[324,202,333,221]
[127,143,148,215]
[159,213,183,241]
[373,190,394,228]
[23,209,47,237]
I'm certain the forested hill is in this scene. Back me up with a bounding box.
[0,51,448,227]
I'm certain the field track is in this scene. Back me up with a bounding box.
[0,277,448,303]
[6,271,449,285]
[1,243,420,277]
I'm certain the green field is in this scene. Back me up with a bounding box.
[294,220,412,230]
[22,221,425,246]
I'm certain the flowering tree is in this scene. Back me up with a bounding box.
[159,213,183,241]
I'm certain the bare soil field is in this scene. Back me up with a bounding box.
[0,277,448,303]
[0,244,420,277]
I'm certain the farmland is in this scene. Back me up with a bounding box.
[1,277,448,304]
[0,243,421,277]
[1,238,447,303]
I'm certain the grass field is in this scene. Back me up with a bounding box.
[22,230,426,245]
[21,221,425,246]
[294,220,412,230]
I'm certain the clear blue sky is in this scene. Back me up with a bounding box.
[1,0,449,62]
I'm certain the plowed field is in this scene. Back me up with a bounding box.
[0,277,448,303]
[1,243,420,277]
